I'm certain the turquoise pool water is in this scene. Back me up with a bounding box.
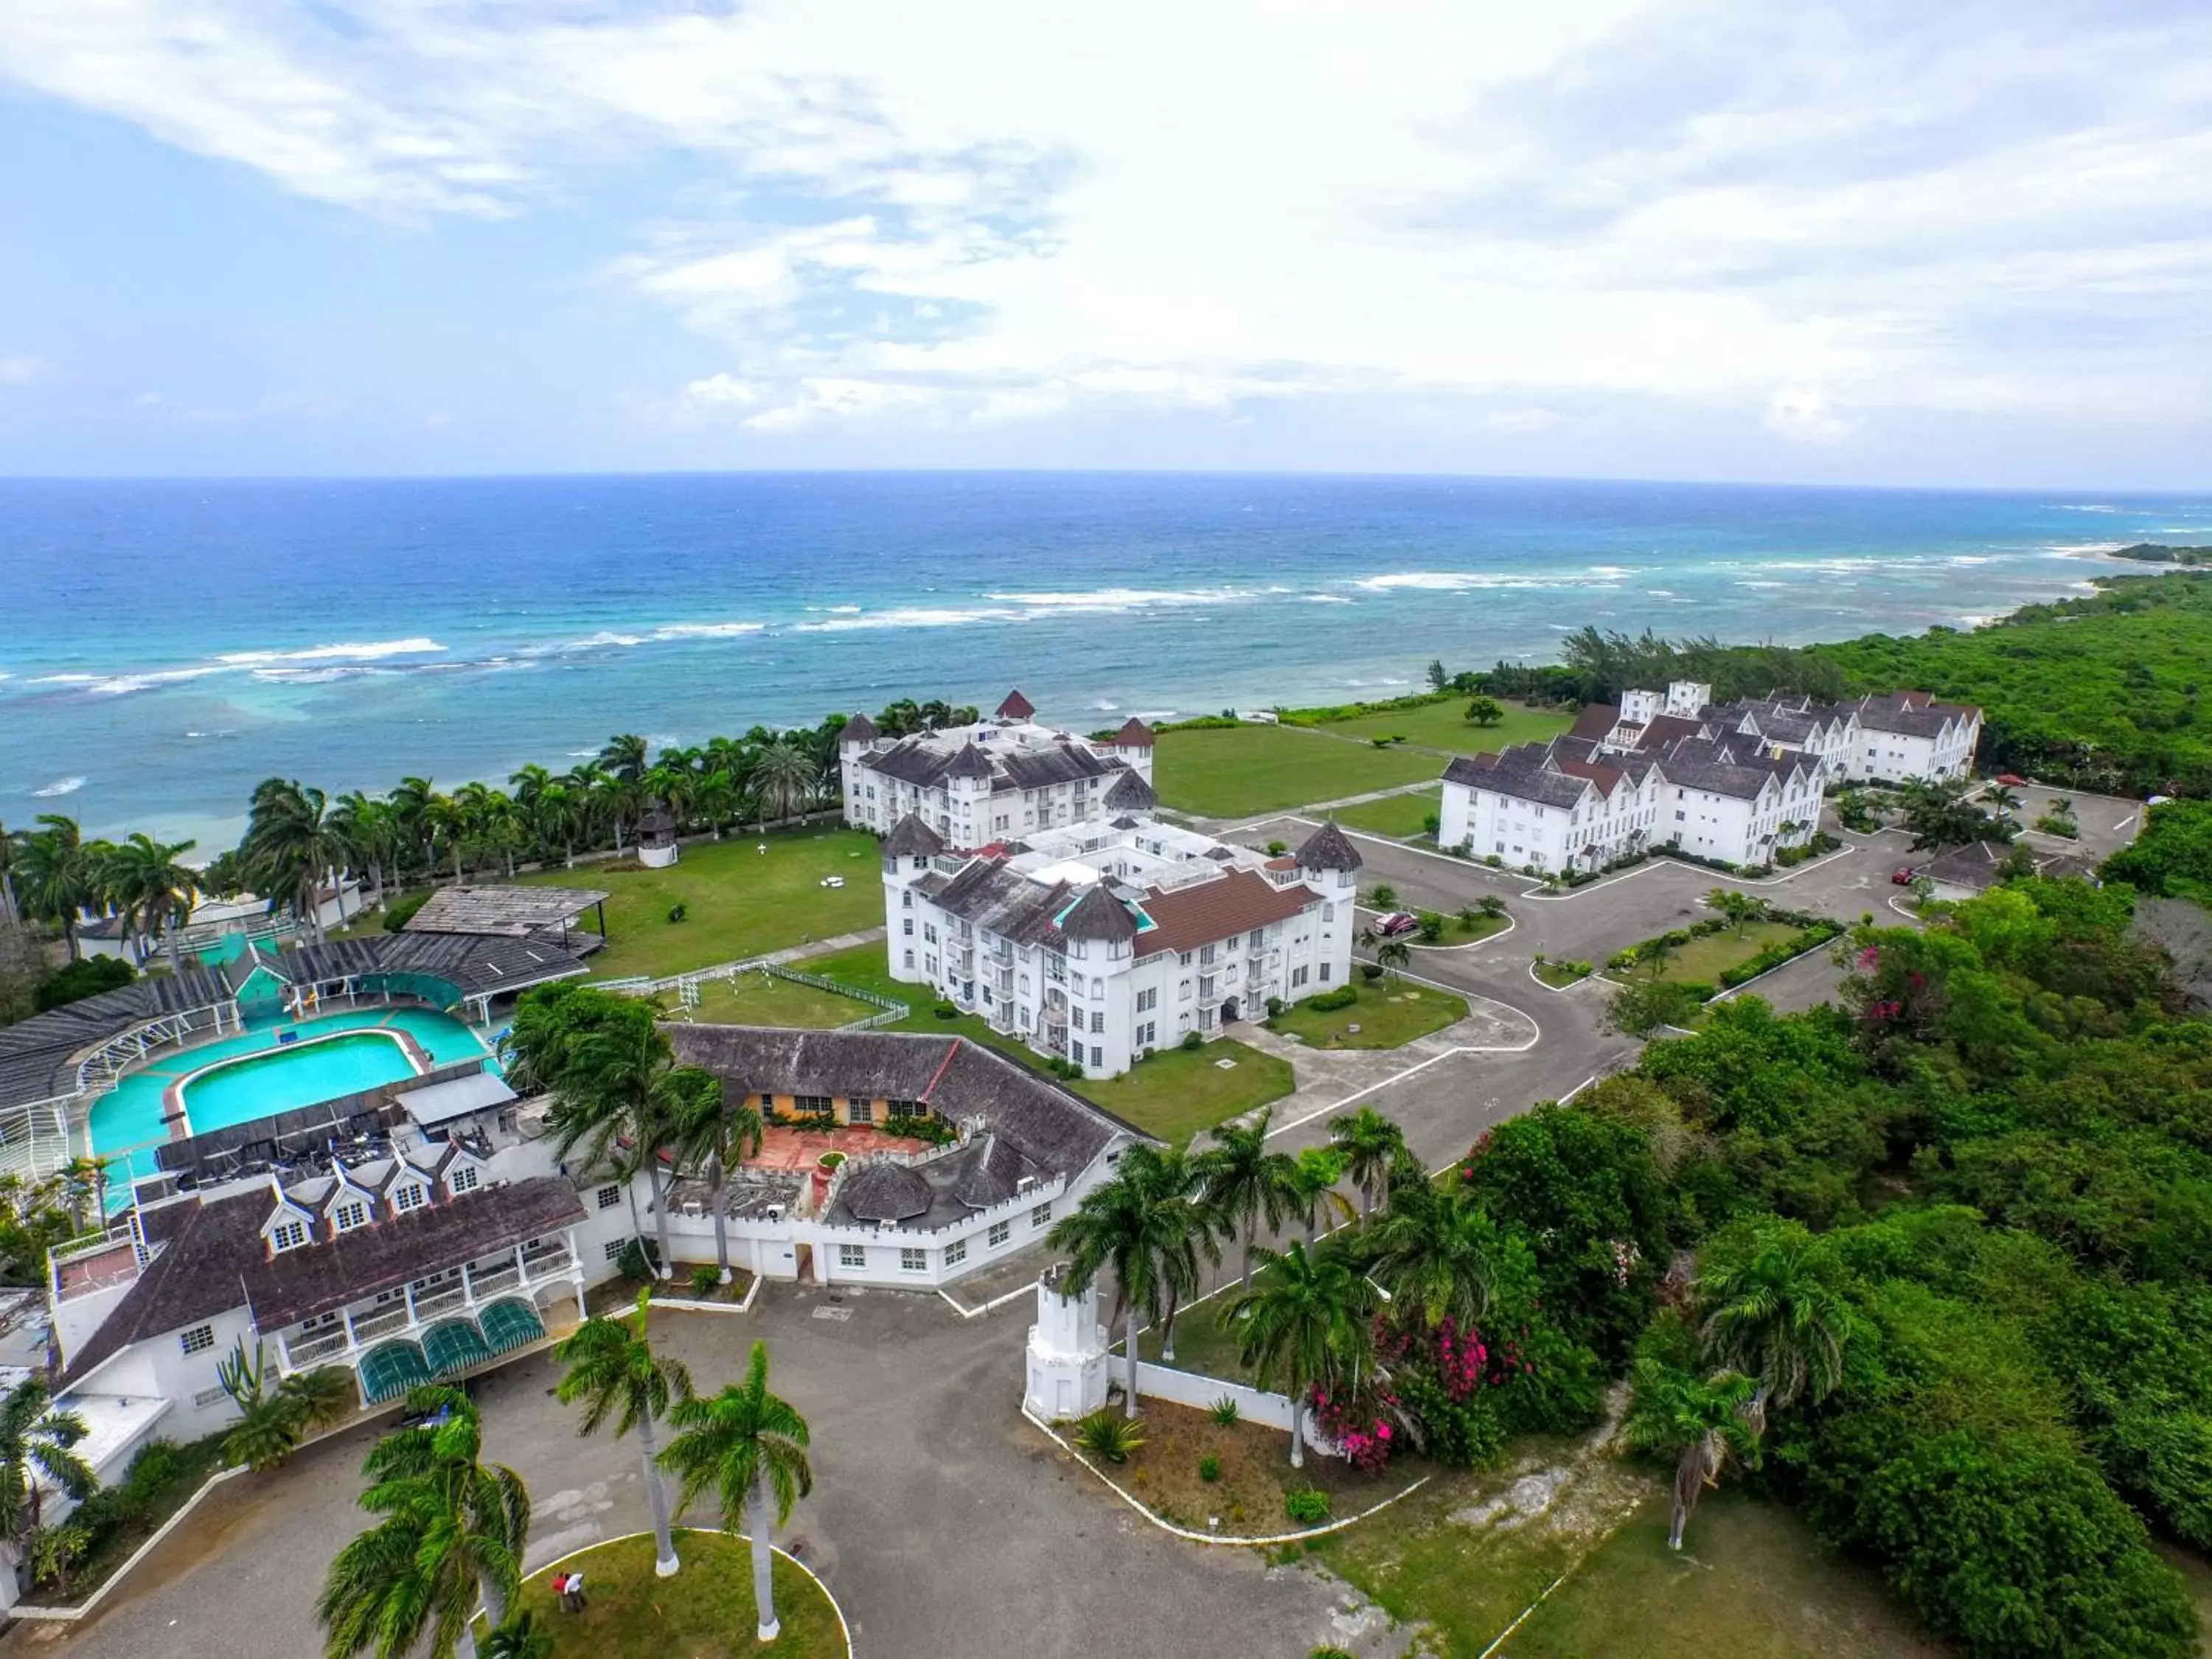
[89,1007,493,1195]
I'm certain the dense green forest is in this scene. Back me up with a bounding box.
[1453,876,2212,1657]
[1468,572,2212,797]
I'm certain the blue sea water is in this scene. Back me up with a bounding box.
[4,472,2208,844]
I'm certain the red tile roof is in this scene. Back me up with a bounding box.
[1135,869,1316,957]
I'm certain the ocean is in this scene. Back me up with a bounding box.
[4,472,2206,846]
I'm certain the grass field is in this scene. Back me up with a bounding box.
[499,1530,846,1658]
[700,970,875,1028]
[514,828,882,979]
[1330,789,1440,838]
[1153,724,1442,818]
[1632,919,1801,988]
[1301,696,1572,755]
[785,944,1293,1144]
[1270,979,1468,1049]
[1314,1479,1940,1659]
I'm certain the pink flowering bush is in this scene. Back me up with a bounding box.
[1310,1385,1398,1472]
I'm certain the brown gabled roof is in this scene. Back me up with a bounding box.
[1136,869,1315,958]
[1568,703,1620,742]
[1555,755,1627,794]
[1113,717,1155,748]
[1295,820,1363,873]
[997,689,1037,720]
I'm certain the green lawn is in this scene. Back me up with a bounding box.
[1303,696,1572,756]
[700,970,875,1028]
[784,943,1291,1144]
[1153,723,1443,818]
[1314,1481,1940,1659]
[1135,1293,1260,1385]
[1331,789,1440,838]
[498,1530,846,1658]
[514,827,883,980]
[1635,920,1801,988]
[1270,978,1468,1049]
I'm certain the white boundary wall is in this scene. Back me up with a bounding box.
[1105,1354,1296,1432]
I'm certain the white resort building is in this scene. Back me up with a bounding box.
[1566,680,1980,787]
[838,689,1156,846]
[882,812,1362,1078]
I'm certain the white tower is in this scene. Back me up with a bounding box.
[1024,1262,1109,1421]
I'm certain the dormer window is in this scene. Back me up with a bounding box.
[333,1200,369,1234]
[392,1182,429,1215]
[271,1218,308,1252]
[449,1164,481,1197]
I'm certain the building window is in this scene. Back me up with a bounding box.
[597,1184,622,1210]
[604,1239,630,1262]
[1090,1046,1104,1068]
[988,1220,1012,1249]
[271,1219,307,1252]
[945,1237,967,1266]
[903,918,914,936]
[449,1164,480,1195]
[333,1200,368,1233]
[179,1324,215,1357]
[900,1248,928,1272]
[793,1094,833,1115]
[1135,987,1157,1012]
[848,1099,874,1125]
[1032,1202,1053,1228]
[1089,1010,1105,1034]
[1070,1034,1085,1062]
[839,1244,867,1270]
[1319,962,1332,982]
[393,1183,428,1214]
[1136,1021,1155,1047]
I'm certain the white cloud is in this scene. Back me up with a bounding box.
[0,355,46,386]
[3,0,2209,455]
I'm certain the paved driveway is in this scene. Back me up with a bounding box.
[9,1293,1387,1659]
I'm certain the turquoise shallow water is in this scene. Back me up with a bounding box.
[89,1007,491,1192]
[6,473,2208,845]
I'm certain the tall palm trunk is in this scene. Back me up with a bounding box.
[647,1158,675,1279]
[709,1152,731,1283]
[1160,1287,1180,1366]
[638,1409,680,1576]
[1287,1380,1306,1469]
[748,1482,779,1641]
[1124,1300,1143,1419]
[1241,1211,1256,1288]
[165,922,184,975]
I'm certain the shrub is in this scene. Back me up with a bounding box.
[1264,995,1286,1020]
[1359,962,1385,983]
[1484,853,1504,867]
[1197,1455,1222,1483]
[1073,1408,1145,1464]
[1312,1649,1356,1659]
[1367,883,1398,907]
[1265,840,1289,856]
[1047,1057,1084,1079]
[1478,894,1508,917]
[615,1237,659,1284]
[818,1151,846,1170]
[1180,1029,1203,1052]
[1282,1489,1330,1526]
[33,955,135,1012]
[1416,911,1445,942]
[1369,737,1392,748]
[1304,985,1357,1012]
[380,891,431,932]
[1422,812,1441,837]
[2036,813,2079,838]
[689,1264,723,1298]
[667,902,688,924]
[933,1000,960,1019]
[1209,1396,1241,1426]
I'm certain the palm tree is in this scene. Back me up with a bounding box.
[1624,1360,1761,1551]
[1705,887,1764,939]
[599,734,650,784]
[331,793,400,911]
[1326,1106,1405,1219]
[0,820,22,926]
[552,1012,716,1279]
[1225,1240,1373,1468]
[426,790,474,883]
[1288,1147,1355,1246]
[481,1613,553,1659]
[241,780,350,942]
[1641,933,1677,981]
[1196,1111,1303,1287]
[670,1077,764,1284]
[693,769,738,841]
[389,776,441,873]
[1368,1185,1529,1330]
[14,816,99,961]
[317,1385,529,1659]
[1048,1144,1215,1413]
[1697,1228,1856,1415]
[659,1341,813,1644]
[1373,936,1412,981]
[554,1291,694,1579]
[751,740,818,827]
[102,832,199,969]
[0,1379,94,1591]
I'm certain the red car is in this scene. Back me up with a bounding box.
[1995,773,2026,787]
[1891,866,1919,885]
[1372,911,1420,937]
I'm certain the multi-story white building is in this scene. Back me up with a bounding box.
[883,813,1361,1078]
[1845,691,1982,785]
[1568,679,1978,787]
[1440,731,1822,874]
[839,690,1156,844]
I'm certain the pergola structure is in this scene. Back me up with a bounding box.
[402,886,611,953]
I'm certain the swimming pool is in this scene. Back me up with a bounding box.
[88,1007,494,1194]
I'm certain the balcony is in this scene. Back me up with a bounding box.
[276,1238,582,1376]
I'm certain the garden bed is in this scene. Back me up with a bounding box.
[1070,1397,1418,1540]
[1270,981,1469,1049]
[28,1434,232,1607]
[1532,959,1593,989]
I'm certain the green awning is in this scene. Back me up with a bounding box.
[476,1298,546,1355]
[421,1318,493,1377]
[358,1340,431,1405]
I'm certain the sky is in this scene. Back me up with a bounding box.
[0,0,2208,486]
